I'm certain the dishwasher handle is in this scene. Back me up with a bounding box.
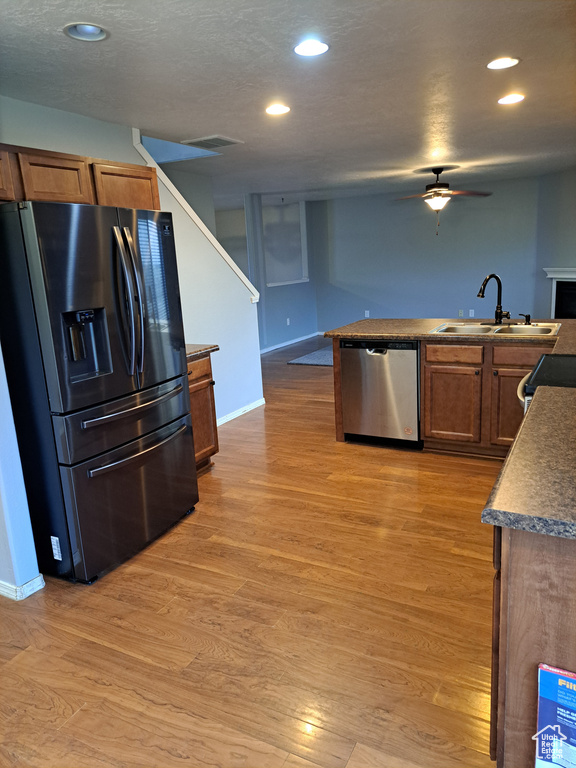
[340,340,418,352]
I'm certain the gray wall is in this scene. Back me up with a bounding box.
[310,176,542,330]
[162,166,217,235]
[0,94,144,164]
[217,201,319,350]
[219,168,576,347]
[0,347,41,592]
[215,209,250,278]
[534,168,576,317]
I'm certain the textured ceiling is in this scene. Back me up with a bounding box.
[1,0,575,207]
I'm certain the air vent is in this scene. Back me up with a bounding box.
[180,135,244,150]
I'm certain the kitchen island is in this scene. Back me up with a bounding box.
[325,318,561,458]
[326,317,576,768]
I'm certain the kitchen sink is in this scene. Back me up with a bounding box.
[430,322,561,336]
[432,324,494,335]
[493,323,560,335]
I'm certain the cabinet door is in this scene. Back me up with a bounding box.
[187,357,219,472]
[92,163,160,210]
[0,151,15,200]
[423,364,482,442]
[490,367,531,446]
[18,153,94,204]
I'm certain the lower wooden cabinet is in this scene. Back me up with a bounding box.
[490,366,532,445]
[422,344,483,444]
[187,353,219,474]
[491,526,576,767]
[421,341,552,456]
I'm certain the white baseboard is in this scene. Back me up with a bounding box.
[217,397,266,426]
[0,573,45,601]
[260,332,323,354]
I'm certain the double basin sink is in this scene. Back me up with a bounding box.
[430,322,561,336]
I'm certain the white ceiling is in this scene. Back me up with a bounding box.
[1,0,575,208]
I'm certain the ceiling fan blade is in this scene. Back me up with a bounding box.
[449,190,492,197]
[397,166,493,201]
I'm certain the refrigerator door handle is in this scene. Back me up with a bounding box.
[122,227,146,374]
[88,424,187,478]
[113,226,137,376]
[80,383,184,429]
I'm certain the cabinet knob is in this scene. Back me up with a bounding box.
[475,370,480,375]
[493,370,498,376]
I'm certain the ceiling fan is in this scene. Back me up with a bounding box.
[398,167,492,212]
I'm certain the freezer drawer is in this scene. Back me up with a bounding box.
[340,340,419,441]
[52,374,190,464]
[59,415,198,582]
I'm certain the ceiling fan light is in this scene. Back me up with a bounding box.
[425,195,451,212]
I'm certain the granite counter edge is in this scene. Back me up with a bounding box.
[185,343,219,361]
[481,508,576,540]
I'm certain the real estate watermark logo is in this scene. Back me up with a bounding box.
[532,724,568,761]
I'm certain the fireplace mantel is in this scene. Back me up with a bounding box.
[544,268,576,280]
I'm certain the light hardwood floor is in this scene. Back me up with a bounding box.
[0,337,502,768]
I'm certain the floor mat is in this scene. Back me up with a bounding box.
[287,347,333,366]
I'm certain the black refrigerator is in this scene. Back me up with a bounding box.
[0,201,198,582]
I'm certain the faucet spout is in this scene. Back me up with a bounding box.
[476,273,510,324]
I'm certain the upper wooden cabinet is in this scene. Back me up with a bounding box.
[92,163,160,210]
[0,151,15,201]
[18,152,94,204]
[0,143,160,210]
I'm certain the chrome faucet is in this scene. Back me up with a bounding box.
[477,273,510,325]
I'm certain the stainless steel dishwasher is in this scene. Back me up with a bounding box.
[340,339,419,441]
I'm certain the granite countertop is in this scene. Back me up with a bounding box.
[324,317,576,539]
[324,317,576,347]
[325,318,446,339]
[481,387,576,538]
[185,343,219,360]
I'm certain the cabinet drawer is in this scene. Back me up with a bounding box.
[187,356,212,382]
[424,344,484,364]
[492,345,553,367]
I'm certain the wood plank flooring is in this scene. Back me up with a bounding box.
[0,337,503,768]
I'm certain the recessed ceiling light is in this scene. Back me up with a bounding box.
[266,104,290,115]
[498,93,525,105]
[63,22,109,41]
[487,57,520,70]
[294,39,329,57]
